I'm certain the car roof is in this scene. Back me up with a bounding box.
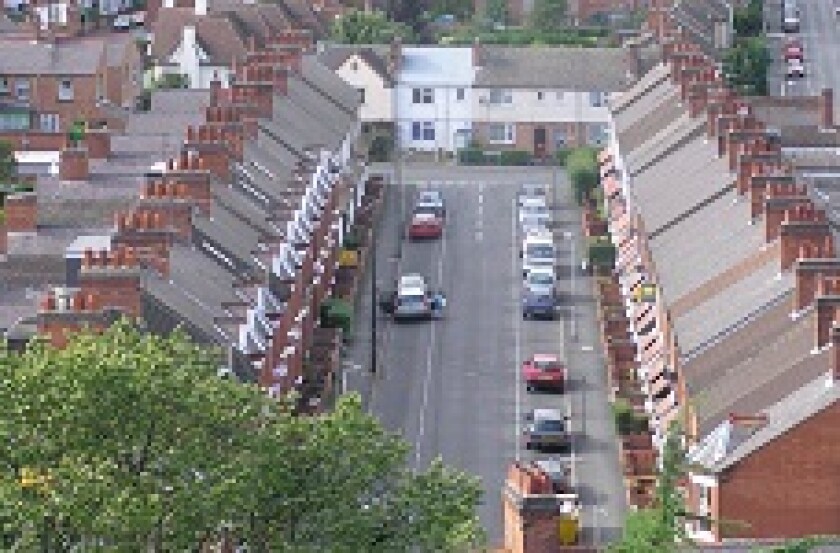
[528,266,555,276]
[533,408,564,421]
[524,234,554,246]
[532,354,559,362]
[412,212,438,221]
[419,190,443,201]
[399,274,426,290]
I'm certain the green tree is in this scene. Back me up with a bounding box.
[0,140,16,183]
[723,36,770,96]
[566,146,598,205]
[331,9,415,44]
[733,0,763,37]
[0,321,484,551]
[529,0,568,33]
[485,0,508,25]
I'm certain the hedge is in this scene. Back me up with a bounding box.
[587,235,617,269]
[320,298,354,336]
[612,398,649,435]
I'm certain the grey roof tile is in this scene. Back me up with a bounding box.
[647,188,764,304]
[611,60,669,115]
[317,45,393,85]
[301,54,361,116]
[474,46,632,91]
[0,38,104,75]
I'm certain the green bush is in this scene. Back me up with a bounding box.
[554,148,572,166]
[499,150,531,166]
[588,235,616,269]
[566,147,599,205]
[342,230,363,250]
[612,398,649,435]
[368,135,393,162]
[320,298,354,336]
[458,147,486,165]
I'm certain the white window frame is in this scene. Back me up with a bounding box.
[487,123,514,144]
[456,87,465,101]
[488,88,513,106]
[15,79,30,101]
[0,77,8,95]
[39,113,59,133]
[537,90,544,101]
[589,90,605,107]
[412,87,434,104]
[357,87,365,105]
[58,79,74,102]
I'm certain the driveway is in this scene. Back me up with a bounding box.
[347,162,626,547]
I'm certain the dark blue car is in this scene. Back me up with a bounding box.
[522,291,556,320]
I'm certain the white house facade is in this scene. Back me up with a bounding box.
[152,25,232,89]
[320,46,394,125]
[395,46,475,153]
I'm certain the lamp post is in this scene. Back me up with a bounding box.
[564,230,577,341]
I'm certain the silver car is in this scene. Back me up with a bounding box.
[524,408,571,452]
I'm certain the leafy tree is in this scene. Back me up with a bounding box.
[529,0,568,33]
[733,0,763,37]
[0,140,16,183]
[66,119,86,147]
[485,0,508,26]
[331,9,415,44]
[0,321,484,551]
[566,146,599,205]
[723,36,769,96]
[430,0,473,21]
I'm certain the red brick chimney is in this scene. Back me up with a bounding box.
[813,275,840,348]
[85,128,111,160]
[831,318,840,380]
[135,180,196,239]
[794,259,840,312]
[209,72,222,107]
[736,143,784,197]
[4,192,37,234]
[388,35,402,74]
[777,202,834,271]
[59,145,89,181]
[472,36,482,68]
[705,88,739,138]
[749,177,800,219]
[819,88,834,129]
[273,28,314,53]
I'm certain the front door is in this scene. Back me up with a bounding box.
[534,127,547,158]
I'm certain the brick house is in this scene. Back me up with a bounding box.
[25,32,370,406]
[472,42,637,157]
[0,35,141,148]
[600,36,840,542]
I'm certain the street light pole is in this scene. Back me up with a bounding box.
[565,230,578,341]
[371,228,377,375]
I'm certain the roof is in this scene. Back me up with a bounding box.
[691,307,829,437]
[475,46,632,91]
[150,8,247,65]
[0,39,104,75]
[532,408,564,420]
[318,45,393,85]
[691,372,840,473]
[399,274,426,289]
[400,46,474,86]
[670,0,731,61]
[103,33,136,67]
[301,55,361,115]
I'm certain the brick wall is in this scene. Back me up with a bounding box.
[574,0,640,22]
[718,400,840,540]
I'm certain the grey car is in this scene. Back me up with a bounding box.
[524,408,571,452]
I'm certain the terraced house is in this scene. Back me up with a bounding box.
[3,30,371,409]
[600,40,840,542]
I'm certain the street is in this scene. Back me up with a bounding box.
[766,0,840,103]
[347,163,626,547]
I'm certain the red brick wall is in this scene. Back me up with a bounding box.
[718,400,840,540]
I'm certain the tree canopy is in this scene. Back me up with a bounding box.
[529,0,568,33]
[331,9,415,44]
[567,146,599,205]
[0,321,484,551]
[0,140,16,183]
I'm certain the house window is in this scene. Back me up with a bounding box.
[587,123,609,145]
[488,123,514,144]
[15,79,30,101]
[0,77,8,95]
[696,485,712,532]
[488,89,513,105]
[58,79,74,101]
[556,91,565,101]
[412,87,434,104]
[456,87,465,101]
[411,121,435,141]
[589,90,606,107]
[357,87,366,105]
[39,113,59,132]
[553,129,567,148]
[537,91,544,100]
[0,112,30,131]
[350,60,358,71]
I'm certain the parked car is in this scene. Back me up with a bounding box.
[786,59,805,79]
[524,266,556,297]
[394,274,431,320]
[522,232,555,279]
[415,190,445,217]
[113,14,133,30]
[408,212,443,240]
[519,183,548,207]
[519,197,550,230]
[783,39,803,62]
[522,354,566,392]
[523,408,571,452]
[522,290,556,320]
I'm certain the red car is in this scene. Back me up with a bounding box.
[408,212,443,240]
[522,354,566,392]
[784,40,803,62]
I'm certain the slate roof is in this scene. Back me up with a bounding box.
[670,0,730,60]
[317,45,394,85]
[0,39,104,75]
[300,55,361,116]
[150,8,247,65]
[612,64,680,155]
[474,46,633,91]
[691,372,839,473]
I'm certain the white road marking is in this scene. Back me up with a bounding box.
[415,217,447,469]
[512,197,522,462]
[475,231,483,241]
[582,345,593,352]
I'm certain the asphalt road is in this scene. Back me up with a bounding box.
[348,162,626,547]
[765,0,840,103]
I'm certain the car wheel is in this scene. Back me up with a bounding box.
[523,312,528,320]
[526,384,533,392]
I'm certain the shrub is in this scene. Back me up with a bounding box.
[566,147,599,205]
[320,298,354,336]
[459,147,486,165]
[368,135,393,162]
[587,235,616,269]
[554,148,572,166]
[612,398,649,435]
[499,150,531,166]
[342,230,363,250]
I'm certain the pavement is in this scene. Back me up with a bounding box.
[346,162,626,547]
[765,0,840,102]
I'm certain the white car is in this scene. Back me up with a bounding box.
[519,198,550,230]
[113,14,133,30]
[787,59,805,79]
[522,234,555,279]
[524,266,556,297]
[518,183,548,208]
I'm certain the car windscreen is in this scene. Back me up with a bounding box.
[534,359,561,371]
[526,244,554,259]
[529,272,554,285]
[535,419,565,432]
[522,204,548,216]
[414,205,438,216]
[398,294,426,307]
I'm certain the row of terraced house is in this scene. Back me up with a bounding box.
[0,16,380,411]
[594,0,840,544]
